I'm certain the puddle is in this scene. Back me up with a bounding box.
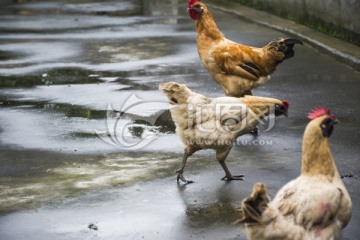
[0,150,183,213]
[0,0,196,76]
[0,68,104,88]
[84,38,177,64]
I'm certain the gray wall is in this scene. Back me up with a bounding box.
[237,0,360,35]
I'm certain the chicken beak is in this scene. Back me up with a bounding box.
[274,108,288,117]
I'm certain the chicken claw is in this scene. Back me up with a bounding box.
[221,174,245,181]
[175,170,194,184]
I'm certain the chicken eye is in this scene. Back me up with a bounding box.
[194,4,201,8]
[320,117,336,138]
[275,104,284,110]
[321,118,332,127]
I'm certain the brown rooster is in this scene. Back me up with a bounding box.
[238,107,352,240]
[187,0,303,97]
[159,82,288,183]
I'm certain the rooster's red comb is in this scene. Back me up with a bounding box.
[188,0,200,7]
[307,107,333,120]
[282,101,289,109]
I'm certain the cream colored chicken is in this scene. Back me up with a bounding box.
[238,107,352,240]
[159,82,288,183]
[187,0,303,97]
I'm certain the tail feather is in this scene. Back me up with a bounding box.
[237,183,270,224]
[283,38,303,46]
[265,37,303,62]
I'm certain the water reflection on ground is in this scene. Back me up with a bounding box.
[0,0,195,209]
[0,0,193,149]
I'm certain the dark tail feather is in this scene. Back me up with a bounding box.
[236,183,270,224]
[266,37,303,62]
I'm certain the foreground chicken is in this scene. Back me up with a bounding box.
[187,0,303,97]
[159,82,288,183]
[238,107,352,240]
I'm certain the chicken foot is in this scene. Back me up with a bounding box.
[175,151,194,184]
[216,148,244,180]
[219,161,245,181]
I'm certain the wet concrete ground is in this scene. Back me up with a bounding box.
[0,0,359,239]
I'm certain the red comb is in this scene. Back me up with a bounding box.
[307,107,332,120]
[282,101,289,109]
[188,0,200,7]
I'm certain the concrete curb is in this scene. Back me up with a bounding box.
[206,0,360,71]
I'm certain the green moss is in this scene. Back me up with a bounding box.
[0,98,106,120]
[228,0,360,46]
[0,76,43,88]
[0,68,104,88]
[298,14,360,46]
[67,132,99,138]
[52,104,106,119]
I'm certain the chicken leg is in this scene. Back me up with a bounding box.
[217,147,245,181]
[219,161,245,180]
[175,151,194,184]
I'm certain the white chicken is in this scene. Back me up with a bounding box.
[238,107,352,240]
[159,82,288,183]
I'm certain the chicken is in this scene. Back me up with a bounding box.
[187,0,303,97]
[159,82,288,183]
[237,107,352,240]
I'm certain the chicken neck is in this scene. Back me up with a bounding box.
[196,11,224,44]
[241,97,281,119]
[301,130,336,178]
